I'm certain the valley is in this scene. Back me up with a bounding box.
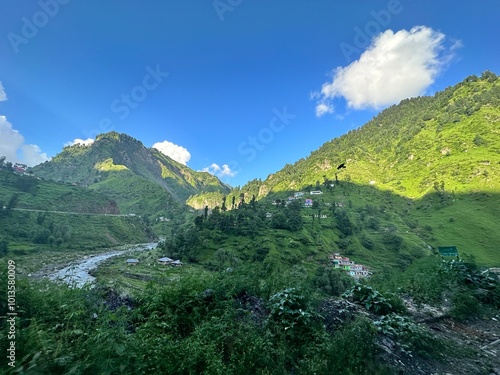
[1,73,499,374]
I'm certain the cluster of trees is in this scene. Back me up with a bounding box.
[0,156,13,171]
[162,195,306,262]
[13,213,71,247]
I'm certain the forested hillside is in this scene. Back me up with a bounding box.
[32,132,230,218]
[186,72,500,265]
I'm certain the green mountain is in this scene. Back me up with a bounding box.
[187,71,500,265]
[32,132,230,218]
[0,169,152,251]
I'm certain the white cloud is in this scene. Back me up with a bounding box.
[0,81,7,102]
[64,138,95,147]
[152,140,191,165]
[21,144,49,166]
[315,103,334,117]
[315,26,457,116]
[0,115,49,166]
[203,163,237,178]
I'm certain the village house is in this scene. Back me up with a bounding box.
[294,192,304,197]
[13,163,28,175]
[310,190,323,195]
[158,257,174,265]
[126,259,139,266]
[158,257,183,267]
[265,212,273,218]
[329,253,370,279]
[304,198,313,207]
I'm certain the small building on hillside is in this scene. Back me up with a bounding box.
[294,192,304,197]
[304,199,313,207]
[158,257,174,265]
[13,163,28,173]
[126,259,139,266]
[171,260,183,267]
[329,253,370,279]
[310,190,323,195]
[265,212,273,218]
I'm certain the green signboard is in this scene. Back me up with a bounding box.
[438,246,459,257]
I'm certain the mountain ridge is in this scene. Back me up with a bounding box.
[188,71,500,206]
[31,131,231,218]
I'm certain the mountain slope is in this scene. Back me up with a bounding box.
[243,71,499,198]
[32,132,230,217]
[187,71,500,265]
[0,169,152,250]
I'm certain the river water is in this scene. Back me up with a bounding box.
[48,242,158,288]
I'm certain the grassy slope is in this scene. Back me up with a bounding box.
[188,74,500,266]
[0,170,151,251]
[0,170,119,213]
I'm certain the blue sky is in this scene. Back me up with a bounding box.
[1,1,499,187]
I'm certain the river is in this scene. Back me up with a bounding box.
[48,242,158,288]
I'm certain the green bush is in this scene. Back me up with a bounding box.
[374,313,444,358]
[449,290,482,321]
[313,267,354,296]
[343,284,406,315]
[326,317,380,374]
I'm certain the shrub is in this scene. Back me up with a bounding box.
[450,291,482,321]
[327,317,381,373]
[268,288,315,329]
[313,267,354,297]
[343,284,406,315]
[374,313,444,357]
[361,235,374,249]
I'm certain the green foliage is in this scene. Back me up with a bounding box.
[268,287,316,329]
[326,317,380,374]
[335,209,354,236]
[271,211,287,229]
[450,290,483,321]
[186,73,500,266]
[0,240,8,256]
[440,259,500,314]
[374,313,443,357]
[313,266,355,296]
[343,284,406,315]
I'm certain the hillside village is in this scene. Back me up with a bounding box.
[329,253,371,279]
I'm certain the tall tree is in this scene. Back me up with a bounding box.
[6,193,19,211]
[250,194,256,210]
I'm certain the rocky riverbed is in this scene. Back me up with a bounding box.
[47,242,157,287]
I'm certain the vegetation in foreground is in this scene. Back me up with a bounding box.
[1,255,499,374]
